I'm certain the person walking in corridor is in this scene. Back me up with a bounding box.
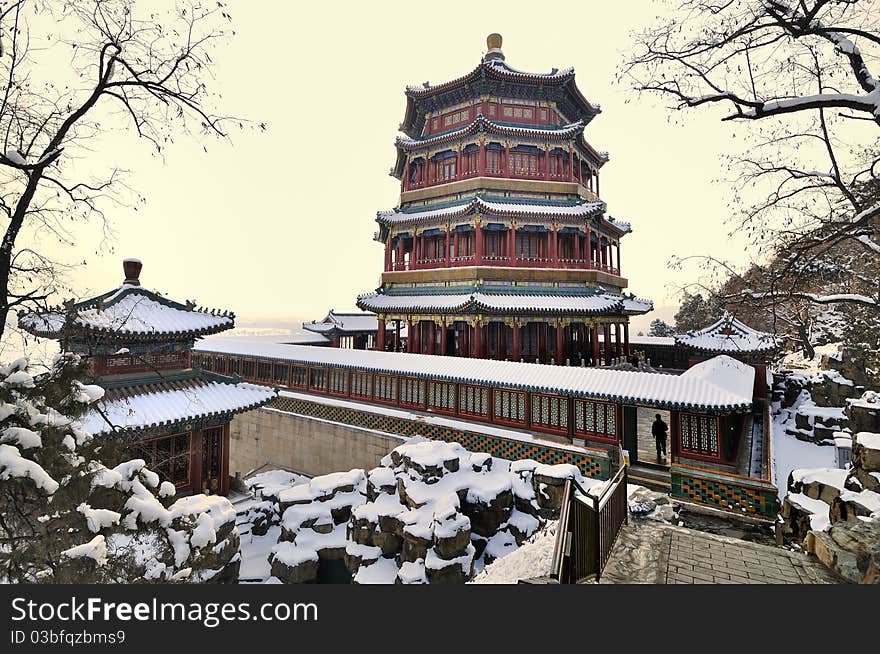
[652,414,668,462]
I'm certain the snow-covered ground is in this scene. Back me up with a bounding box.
[470,521,559,584]
[772,402,836,500]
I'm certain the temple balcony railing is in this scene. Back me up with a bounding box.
[482,254,510,263]
[413,257,446,269]
[514,256,552,268]
[450,255,475,266]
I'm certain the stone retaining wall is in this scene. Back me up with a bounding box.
[229,407,404,478]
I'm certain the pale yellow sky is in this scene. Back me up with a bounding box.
[39,0,759,332]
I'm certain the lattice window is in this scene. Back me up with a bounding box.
[290,365,308,389]
[531,394,568,432]
[459,384,488,417]
[493,388,526,424]
[133,432,191,487]
[428,381,456,412]
[679,413,720,458]
[574,400,616,440]
[308,367,326,391]
[351,371,372,399]
[399,377,425,407]
[328,368,347,395]
[375,374,397,402]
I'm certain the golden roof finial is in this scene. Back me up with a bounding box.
[487,33,502,51]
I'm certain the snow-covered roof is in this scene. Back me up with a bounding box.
[20,261,234,340]
[396,114,586,150]
[78,377,276,436]
[356,290,652,316]
[377,196,622,230]
[302,311,378,335]
[674,313,779,354]
[406,58,577,96]
[194,338,754,412]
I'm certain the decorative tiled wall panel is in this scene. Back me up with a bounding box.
[671,464,778,520]
[270,396,611,480]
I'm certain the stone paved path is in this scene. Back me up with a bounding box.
[600,522,843,584]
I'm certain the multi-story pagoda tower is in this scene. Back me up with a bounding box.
[358,34,651,364]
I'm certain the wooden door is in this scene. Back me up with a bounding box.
[201,426,223,495]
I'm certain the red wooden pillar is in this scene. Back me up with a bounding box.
[475,220,484,265]
[406,321,414,353]
[376,319,386,351]
[512,323,520,361]
[614,323,622,358]
[551,228,559,268]
[508,225,516,265]
[615,241,621,274]
[456,148,462,181]
[595,171,600,197]
[567,149,573,181]
[573,231,580,264]
[504,143,511,176]
[445,229,451,267]
[427,322,435,355]
[478,141,486,176]
[555,324,564,364]
[384,237,393,271]
[591,324,599,365]
[624,322,631,357]
[394,320,401,352]
[453,232,459,264]
[440,322,448,356]
[543,148,550,180]
[603,323,612,365]
[473,323,483,358]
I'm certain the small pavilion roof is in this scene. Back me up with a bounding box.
[77,374,276,436]
[674,313,780,354]
[303,310,379,336]
[194,339,753,413]
[19,259,233,341]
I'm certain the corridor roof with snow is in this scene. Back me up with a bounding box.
[195,338,755,411]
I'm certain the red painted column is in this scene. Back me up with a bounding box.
[504,143,511,177]
[614,323,622,358]
[555,324,564,364]
[551,228,559,268]
[473,324,483,358]
[456,149,462,181]
[376,319,386,351]
[595,171,600,197]
[396,238,404,271]
[427,322,435,355]
[394,321,401,352]
[567,150,573,181]
[440,322,448,356]
[384,237,392,271]
[475,220,484,265]
[453,232,459,265]
[406,321,414,353]
[624,323,630,357]
[591,325,599,365]
[478,141,486,176]
[543,148,549,180]
[445,229,451,267]
[604,323,612,365]
[508,225,516,266]
[512,323,520,361]
[615,242,621,275]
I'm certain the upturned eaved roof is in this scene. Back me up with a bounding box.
[77,376,276,436]
[401,53,601,138]
[674,313,779,354]
[377,196,626,231]
[20,285,234,340]
[19,260,234,341]
[396,114,588,150]
[193,338,754,412]
[356,288,652,316]
[303,310,379,336]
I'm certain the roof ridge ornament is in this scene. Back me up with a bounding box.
[484,33,504,62]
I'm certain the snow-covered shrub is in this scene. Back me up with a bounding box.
[0,354,239,583]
